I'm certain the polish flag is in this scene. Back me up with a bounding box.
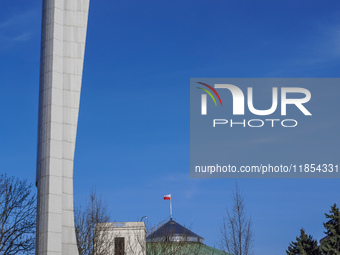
[164,194,171,200]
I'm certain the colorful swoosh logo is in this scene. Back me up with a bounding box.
[197,82,223,106]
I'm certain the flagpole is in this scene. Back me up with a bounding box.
[170,197,172,220]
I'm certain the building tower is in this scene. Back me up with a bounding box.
[36,0,90,254]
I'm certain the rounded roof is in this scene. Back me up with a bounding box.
[146,219,203,241]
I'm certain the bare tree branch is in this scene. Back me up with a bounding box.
[220,183,254,255]
[75,189,112,255]
[0,174,36,255]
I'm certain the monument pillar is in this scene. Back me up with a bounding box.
[36,0,90,254]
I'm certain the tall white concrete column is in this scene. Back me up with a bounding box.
[36,0,90,254]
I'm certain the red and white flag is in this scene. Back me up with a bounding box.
[164,194,171,200]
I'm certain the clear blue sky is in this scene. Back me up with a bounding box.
[1,1,340,254]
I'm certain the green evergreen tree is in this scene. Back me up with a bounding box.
[321,204,340,255]
[286,228,320,255]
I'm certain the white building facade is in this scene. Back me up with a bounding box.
[95,222,146,255]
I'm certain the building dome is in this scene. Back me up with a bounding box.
[146,219,204,243]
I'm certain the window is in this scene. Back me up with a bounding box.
[115,237,125,255]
